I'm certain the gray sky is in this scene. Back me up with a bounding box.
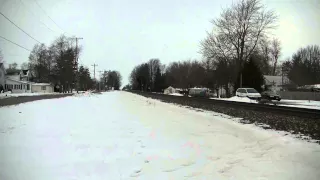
[1,0,319,86]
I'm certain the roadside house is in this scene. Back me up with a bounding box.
[31,83,54,93]
[164,86,175,94]
[5,69,32,93]
[5,78,31,93]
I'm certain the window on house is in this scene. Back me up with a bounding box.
[27,84,30,90]
[41,86,46,90]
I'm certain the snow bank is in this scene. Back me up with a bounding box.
[279,99,320,110]
[212,96,258,103]
[0,92,62,99]
[169,93,184,96]
[1,91,319,180]
[211,97,320,110]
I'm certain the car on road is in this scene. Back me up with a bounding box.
[261,90,281,101]
[236,88,261,100]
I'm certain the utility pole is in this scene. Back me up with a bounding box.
[70,37,83,93]
[92,64,98,80]
[92,64,98,90]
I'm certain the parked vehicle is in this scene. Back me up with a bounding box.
[261,90,281,101]
[236,88,261,100]
[188,88,210,98]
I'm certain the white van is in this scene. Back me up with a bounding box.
[236,88,261,100]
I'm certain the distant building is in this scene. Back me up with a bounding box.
[164,86,175,94]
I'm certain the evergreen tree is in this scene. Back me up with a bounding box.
[154,67,162,92]
[235,56,265,92]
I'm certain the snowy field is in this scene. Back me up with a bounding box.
[1,91,320,180]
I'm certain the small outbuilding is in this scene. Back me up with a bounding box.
[164,86,175,94]
[31,83,54,93]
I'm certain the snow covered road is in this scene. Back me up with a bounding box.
[0,91,320,180]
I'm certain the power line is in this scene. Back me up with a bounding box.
[0,11,41,43]
[0,35,32,52]
[18,0,59,35]
[33,0,70,35]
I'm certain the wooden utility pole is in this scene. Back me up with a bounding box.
[92,64,98,80]
[70,37,83,92]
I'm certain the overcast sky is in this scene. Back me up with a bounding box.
[1,0,319,86]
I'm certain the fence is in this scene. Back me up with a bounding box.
[279,91,320,101]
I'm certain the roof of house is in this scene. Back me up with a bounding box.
[21,70,29,76]
[5,77,30,84]
[165,86,175,89]
[32,83,52,86]
[6,69,21,75]
[264,75,290,86]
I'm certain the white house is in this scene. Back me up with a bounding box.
[31,83,54,93]
[0,63,5,92]
[4,69,33,93]
[164,86,175,94]
[5,77,32,93]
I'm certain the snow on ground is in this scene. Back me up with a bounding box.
[1,91,320,180]
[211,96,258,103]
[0,92,62,99]
[279,99,320,109]
[169,93,184,96]
[211,96,320,109]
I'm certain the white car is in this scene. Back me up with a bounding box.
[236,88,261,100]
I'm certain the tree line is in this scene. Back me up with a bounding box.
[27,35,94,92]
[128,0,319,95]
[2,35,123,92]
[99,70,122,90]
[282,45,320,87]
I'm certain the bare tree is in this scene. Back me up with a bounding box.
[148,59,161,91]
[200,0,278,75]
[28,43,49,82]
[20,62,29,70]
[270,38,281,75]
